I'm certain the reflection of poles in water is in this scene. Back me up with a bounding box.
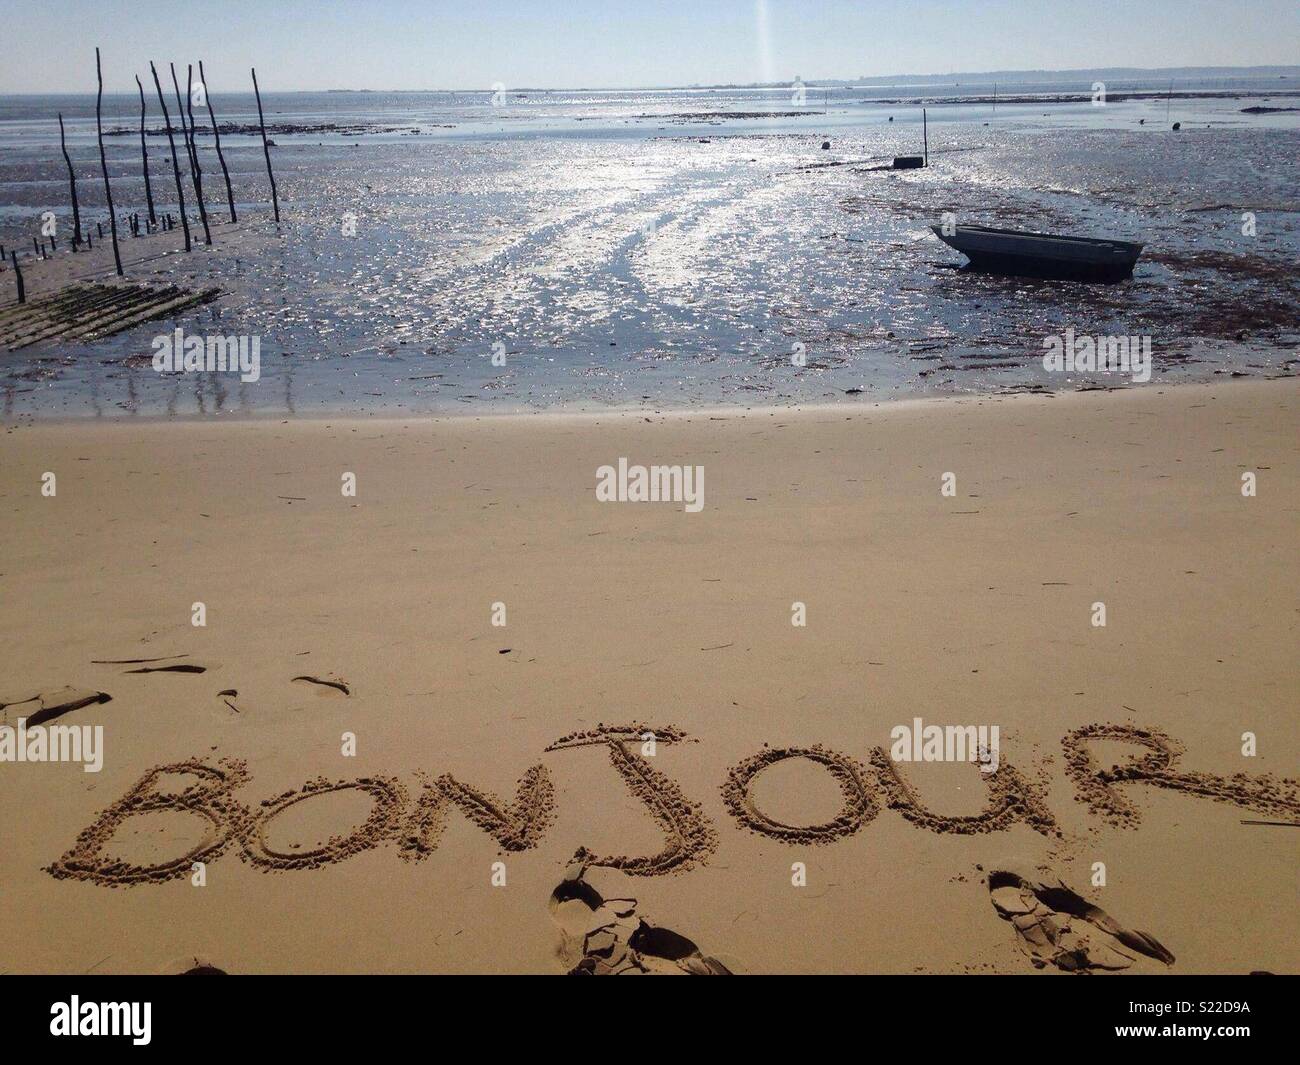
[923,107,928,167]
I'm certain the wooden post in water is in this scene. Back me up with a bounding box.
[185,64,215,242]
[251,67,279,223]
[57,114,83,247]
[135,75,157,227]
[172,62,211,245]
[199,61,237,223]
[95,48,124,276]
[150,61,191,252]
[922,107,928,167]
[11,251,24,304]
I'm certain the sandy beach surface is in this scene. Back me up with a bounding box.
[1,378,1296,975]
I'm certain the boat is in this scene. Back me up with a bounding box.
[930,224,1144,282]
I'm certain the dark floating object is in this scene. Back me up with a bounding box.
[1172,121,1181,131]
[821,140,830,150]
[892,155,925,169]
[930,224,1144,283]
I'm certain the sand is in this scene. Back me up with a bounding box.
[0,378,1296,974]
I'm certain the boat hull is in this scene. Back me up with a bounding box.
[931,225,1143,283]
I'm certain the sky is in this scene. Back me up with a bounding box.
[2,0,1297,93]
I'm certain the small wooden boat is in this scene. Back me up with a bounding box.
[931,224,1144,282]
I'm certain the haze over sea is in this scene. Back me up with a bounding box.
[1,69,1296,418]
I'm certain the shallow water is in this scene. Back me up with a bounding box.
[1,82,1297,418]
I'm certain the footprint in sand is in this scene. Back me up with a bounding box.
[548,854,731,975]
[988,870,1174,973]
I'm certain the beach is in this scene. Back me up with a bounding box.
[2,378,1296,974]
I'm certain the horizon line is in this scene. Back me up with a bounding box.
[4,62,1298,97]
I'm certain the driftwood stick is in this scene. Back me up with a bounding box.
[135,75,157,226]
[199,61,236,223]
[251,67,279,223]
[149,61,191,252]
[172,62,211,245]
[95,48,124,276]
[58,113,82,246]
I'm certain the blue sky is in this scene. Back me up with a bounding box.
[4,0,1298,92]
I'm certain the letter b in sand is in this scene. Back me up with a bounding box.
[41,472,56,497]
[341,472,356,497]
[191,602,206,627]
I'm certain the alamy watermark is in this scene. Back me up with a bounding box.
[890,716,1000,773]
[1042,327,1151,383]
[596,458,704,513]
[151,327,261,382]
[1,719,103,772]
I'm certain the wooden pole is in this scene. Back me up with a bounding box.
[172,62,211,245]
[95,48,124,276]
[11,251,25,304]
[136,75,157,227]
[149,61,191,252]
[251,67,279,223]
[58,113,83,247]
[199,61,237,223]
[923,107,928,167]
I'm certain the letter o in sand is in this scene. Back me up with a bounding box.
[241,776,408,871]
[722,745,878,843]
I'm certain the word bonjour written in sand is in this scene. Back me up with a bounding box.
[0,719,103,772]
[151,327,261,382]
[596,458,705,512]
[46,722,1299,887]
[1042,326,1152,383]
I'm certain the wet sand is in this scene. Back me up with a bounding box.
[1,378,1296,973]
